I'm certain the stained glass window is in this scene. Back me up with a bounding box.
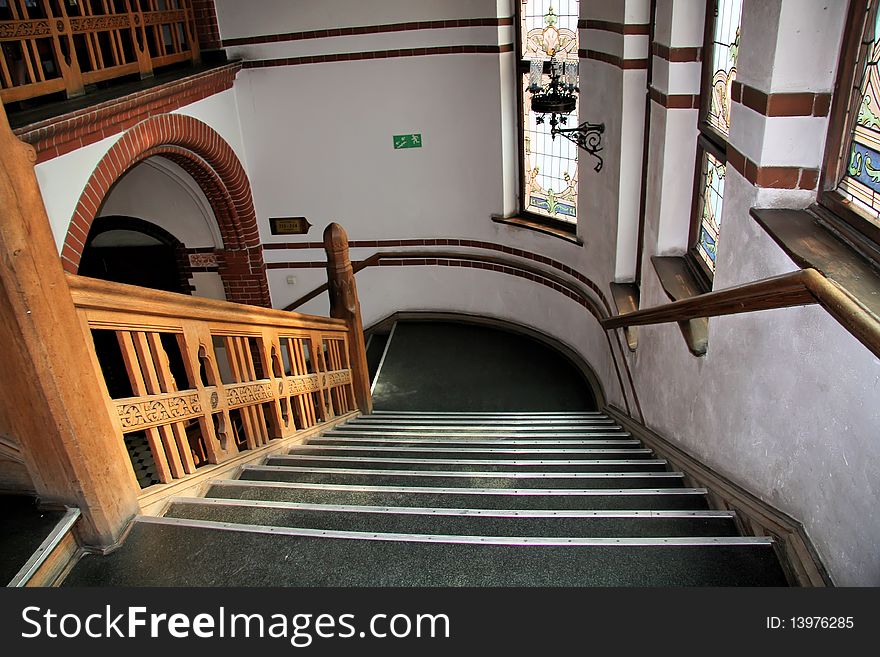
[837,3,880,227]
[520,1,579,224]
[705,0,742,137]
[691,0,742,277]
[696,151,725,271]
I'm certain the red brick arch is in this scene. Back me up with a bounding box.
[62,113,270,307]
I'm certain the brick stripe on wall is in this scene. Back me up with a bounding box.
[223,17,514,47]
[579,19,651,35]
[727,146,819,190]
[579,48,648,70]
[14,63,240,163]
[649,86,700,109]
[651,43,702,62]
[730,81,831,117]
[242,44,514,69]
[63,113,271,307]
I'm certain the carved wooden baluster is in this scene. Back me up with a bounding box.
[241,336,271,444]
[289,337,315,428]
[7,1,38,86]
[182,0,199,63]
[175,324,229,463]
[262,329,288,437]
[123,0,153,78]
[268,338,291,434]
[324,222,373,414]
[42,0,85,99]
[131,331,188,477]
[223,336,259,450]
[116,331,175,482]
[313,333,333,420]
[146,332,197,474]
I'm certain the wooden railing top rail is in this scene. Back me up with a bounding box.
[601,267,880,359]
[69,274,347,332]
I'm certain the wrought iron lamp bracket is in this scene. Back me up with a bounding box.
[552,121,605,172]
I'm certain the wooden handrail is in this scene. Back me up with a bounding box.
[1,0,200,106]
[70,274,359,489]
[285,250,611,319]
[601,268,880,359]
[601,270,819,329]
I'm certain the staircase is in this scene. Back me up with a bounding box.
[64,410,789,586]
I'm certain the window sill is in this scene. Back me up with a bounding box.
[491,215,584,246]
[751,206,880,342]
[650,256,709,356]
[609,282,640,351]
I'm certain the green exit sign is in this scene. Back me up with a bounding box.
[393,133,422,149]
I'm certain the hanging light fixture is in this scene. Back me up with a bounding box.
[526,6,605,172]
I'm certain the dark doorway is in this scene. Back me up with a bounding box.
[371,321,598,412]
[78,216,189,294]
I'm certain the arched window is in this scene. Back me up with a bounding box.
[517,1,580,232]
[688,0,743,287]
[820,0,880,256]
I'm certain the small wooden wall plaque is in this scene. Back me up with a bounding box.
[270,217,312,235]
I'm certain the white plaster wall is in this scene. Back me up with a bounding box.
[769,0,846,92]
[214,0,504,40]
[98,158,221,248]
[292,265,627,409]
[636,160,880,585]
[35,134,121,250]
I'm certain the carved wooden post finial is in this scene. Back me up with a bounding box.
[324,222,373,414]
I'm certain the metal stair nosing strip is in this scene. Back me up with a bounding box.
[273,455,670,467]
[168,496,736,519]
[209,478,708,497]
[370,411,607,416]
[312,437,638,445]
[137,515,774,547]
[242,464,686,480]
[346,420,620,426]
[323,431,632,439]
[291,445,653,454]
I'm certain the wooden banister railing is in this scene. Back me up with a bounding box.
[601,268,880,360]
[70,274,360,488]
[1,0,199,106]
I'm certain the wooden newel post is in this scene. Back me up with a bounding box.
[0,104,140,547]
[324,223,373,414]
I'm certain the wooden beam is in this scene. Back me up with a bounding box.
[0,103,140,547]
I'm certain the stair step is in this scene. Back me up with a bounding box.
[318,436,634,447]
[240,465,686,489]
[268,455,671,473]
[332,425,623,434]
[207,480,709,510]
[324,430,631,439]
[371,411,607,417]
[165,498,740,537]
[290,445,656,459]
[346,419,620,428]
[62,518,788,586]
